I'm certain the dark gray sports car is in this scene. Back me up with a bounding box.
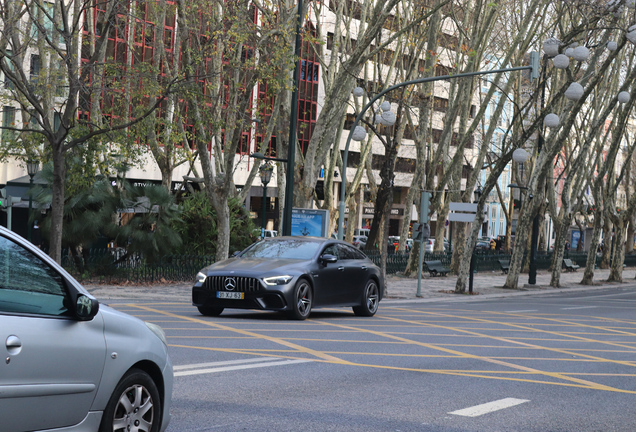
[192,236,384,320]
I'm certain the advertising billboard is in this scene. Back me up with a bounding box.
[291,208,330,237]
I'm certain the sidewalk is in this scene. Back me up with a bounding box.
[384,267,636,302]
[83,268,636,302]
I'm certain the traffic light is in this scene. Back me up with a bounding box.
[421,191,432,223]
[412,223,430,242]
[530,51,540,82]
[0,188,6,209]
[412,223,421,241]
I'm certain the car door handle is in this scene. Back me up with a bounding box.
[337,266,345,271]
[361,266,367,271]
[6,335,22,355]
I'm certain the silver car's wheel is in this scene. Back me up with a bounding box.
[353,279,380,317]
[100,369,161,432]
[289,279,312,320]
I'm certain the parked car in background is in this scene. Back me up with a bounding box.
[253,229,278,240]
[193,237,384,320]
[475,240,491,250]
[0,226,173,432]
[355,228,370,237]
[352,235,368,249]
[424,238,450,253]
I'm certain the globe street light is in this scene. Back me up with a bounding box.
[26,160,39,242]
[258,161,274,238]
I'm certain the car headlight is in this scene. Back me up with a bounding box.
[196,272,207,283]
[263,275,293,286]
[145,322,168,346]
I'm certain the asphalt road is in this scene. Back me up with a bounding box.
[108,287,636,431]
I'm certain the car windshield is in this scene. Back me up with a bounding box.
[241,239,321,260]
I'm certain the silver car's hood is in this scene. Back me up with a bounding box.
[203,257,306,275]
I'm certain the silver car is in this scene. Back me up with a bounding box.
[0,226,172,432]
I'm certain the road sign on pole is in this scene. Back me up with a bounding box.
[448,202,478,222]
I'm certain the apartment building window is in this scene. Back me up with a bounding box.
[296,26,320,156]
[3,51,14,89]
[31,2,57,41]
[30,55,41,85]
[2,107,16,143]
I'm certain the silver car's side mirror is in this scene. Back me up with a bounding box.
[75,294,99,321]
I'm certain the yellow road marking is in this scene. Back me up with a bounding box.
[124,304,636,393]
[316,318,623,392]
[128,304,347,363]
[407,309,636,359]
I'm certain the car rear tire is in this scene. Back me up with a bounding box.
[99,368,161,432]
[197,305,224,316]
[288,279,312,320]
[353,279,380,317]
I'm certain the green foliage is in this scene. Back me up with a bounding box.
[107,181,183,262]
[34,161,183,262]
[172,191,256,256]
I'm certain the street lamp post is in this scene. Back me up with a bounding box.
[26,160,39,242]
[252,152,288,234]
[258,161,273,238]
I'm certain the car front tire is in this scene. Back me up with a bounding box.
[288,278,312,320]
[353,279,380,317]
[197,305,224,316]
[99,368,161,432]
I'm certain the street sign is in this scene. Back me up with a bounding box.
[448,202,478,222]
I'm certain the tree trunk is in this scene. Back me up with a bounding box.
[455,199,487,293]
[209,190,231,262]
[450,222,467,274]
[49,143,66,264]
[581,207,603,285]
[503,199,534,289]
[600,215,612,268]
[608,219,625,282]
[549,215,571,288]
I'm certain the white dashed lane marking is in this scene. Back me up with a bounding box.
[174,357,313,377]
[449,398,530,417]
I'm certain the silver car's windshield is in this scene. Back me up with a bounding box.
[241,239,321,260]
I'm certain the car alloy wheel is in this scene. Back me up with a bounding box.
[353,279,379,317]
[100,369,160,432]
[289,279,312,320]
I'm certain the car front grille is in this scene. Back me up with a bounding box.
[204,276,261,292]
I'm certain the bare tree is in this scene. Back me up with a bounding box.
[0,0,181,263]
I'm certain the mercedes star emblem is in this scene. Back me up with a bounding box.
[224,277,237,291]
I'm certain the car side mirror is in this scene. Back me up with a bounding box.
[232,251,241,257]
[321,254,338,264]
[75,294,99,321]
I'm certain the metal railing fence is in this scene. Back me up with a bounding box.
[60,247,634,283]
[61,248,215,283]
